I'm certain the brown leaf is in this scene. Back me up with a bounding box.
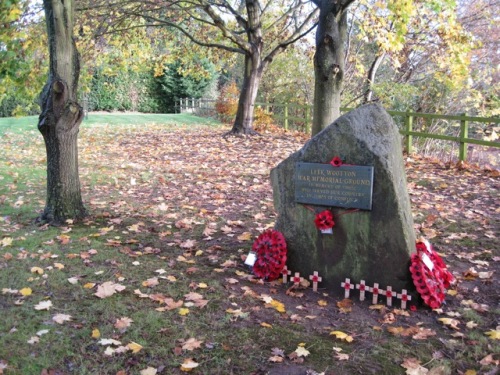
[337,298,353,313]
[114,317,133,330]
[184,292,203,301]
[412,328,437,340]
[181,338,203,351]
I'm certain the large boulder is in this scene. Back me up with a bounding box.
[270,103,415,292]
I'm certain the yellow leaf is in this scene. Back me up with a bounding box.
[34,300,52,310]
[318,299,328,306]
[195,250,203,256]
[92,328,101,338]
[485,330,500,340]
[166,275,177,282]
[266,299,286,313]
[447,289,458,296]
[19,287,32,296]
[237,232,252,241]
[294,345,310,357]
[198,283,208,289]
[179,308,190,316]
[464,371,477,375]
[127,341,143,353]
[83,283,96,289]
[330,331,354,342]
[260,322,273,328]
[140,367,157,375]
[1,237,13,247]
[54,263,65,270]
[52,313,72,324]
[438,318,460,330]
[31,267,44,275]
[180,358,199,371]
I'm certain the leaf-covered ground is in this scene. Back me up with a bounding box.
[0,116,498,375]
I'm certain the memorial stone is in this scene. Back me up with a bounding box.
[270,103,415,291]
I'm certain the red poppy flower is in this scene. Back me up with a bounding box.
[314,210,335,230]
[409,305,417,312]
[330,156,343,167]
[410,239,455,309]
[252,230,287,281]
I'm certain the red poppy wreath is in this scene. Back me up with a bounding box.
[409,238,455,309]
[252,229,287,281]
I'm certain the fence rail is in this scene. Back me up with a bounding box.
[176,98,499,162]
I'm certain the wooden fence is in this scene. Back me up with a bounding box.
[176,98,499,162]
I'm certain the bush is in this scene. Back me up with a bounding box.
[0,94,39,117]
[215,82,239,122]
[215,82,277,131]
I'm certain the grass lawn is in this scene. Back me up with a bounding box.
[0,114,498,375]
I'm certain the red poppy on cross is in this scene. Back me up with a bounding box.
[341,278,355,298]
[385,286,393,307]
[369,283,385,305]
[292,272,303,286]
[281,266,291,283]
[309,271,322,292]
[355,280,367,301]
[397,289,412,309]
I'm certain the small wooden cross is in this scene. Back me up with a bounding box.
[397,289,412,309]
[309,271,322,292]
[355,280,367,301]
[341,278,355,298]
[292,272,303,286]
[369,283,384,304]
[385,286,394,307]
[281,266,292,284]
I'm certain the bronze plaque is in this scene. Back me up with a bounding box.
[295,162,374,210]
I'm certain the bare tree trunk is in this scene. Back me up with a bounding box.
[38,0,86,224]
[229,54,263,135]
[312,1,349,136]
[228,0,264,135]
[364,52,386,103]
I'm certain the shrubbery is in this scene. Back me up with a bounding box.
[215,81,276,131]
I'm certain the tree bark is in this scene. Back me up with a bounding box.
[312,1,349,136]
[227,0,264,135]
[229,54,264,135]
[38,0,86,224]
[364,52,386,103]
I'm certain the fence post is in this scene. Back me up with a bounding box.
[284,103,289,131]
[459,113,468,161]
[405,113,413,154]
[305,106,310,134]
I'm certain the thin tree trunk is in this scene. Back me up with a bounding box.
[38,0,86,224]
[227,0,264,135]
[364,52,385,103]
[312,3,348,136]
[229,54,263,135]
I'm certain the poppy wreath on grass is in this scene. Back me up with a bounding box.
[314,210,335,231]
[409,238,455,309]
[252,229,287,281]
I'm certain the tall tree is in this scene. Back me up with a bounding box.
[37,0,86,224]
[311,0,355,136]
[82,0,318,135]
